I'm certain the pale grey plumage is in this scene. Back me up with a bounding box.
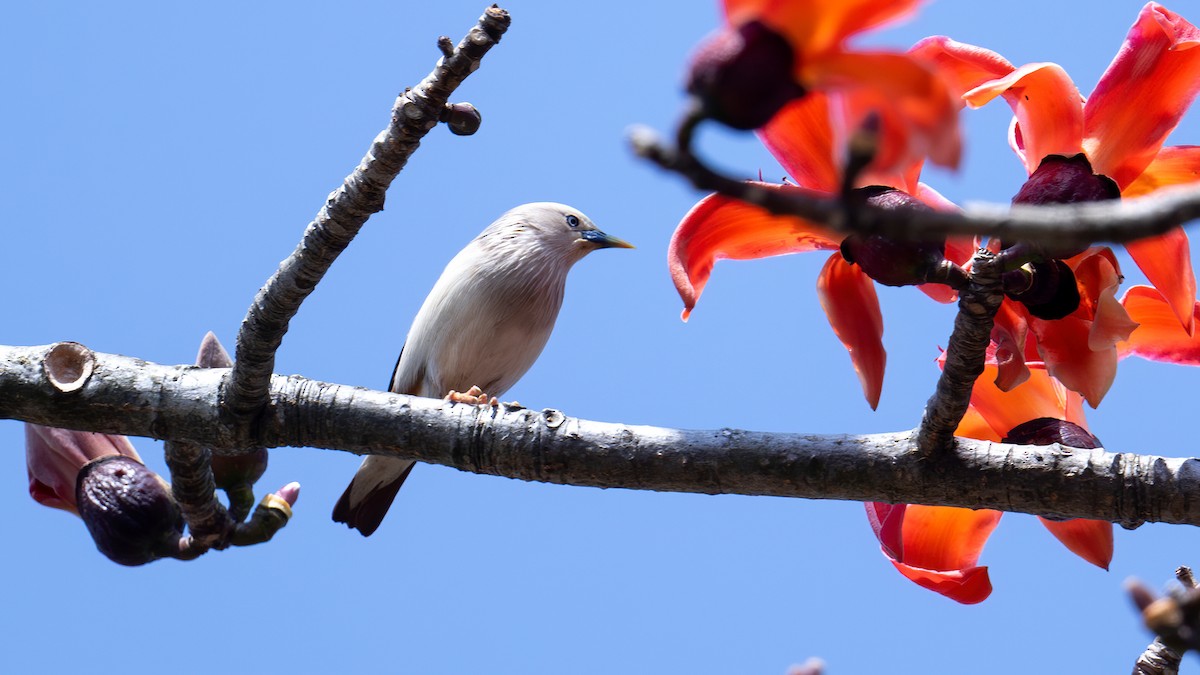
[332,202,631,536]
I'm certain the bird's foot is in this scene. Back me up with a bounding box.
[446,385,499,407]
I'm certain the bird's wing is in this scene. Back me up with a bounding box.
[388,343,405,391]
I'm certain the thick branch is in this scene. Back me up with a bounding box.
[4,343,1199,529]
[224,6,511,426]
[630,125,1200,246]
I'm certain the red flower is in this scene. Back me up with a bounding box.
[687,0,961,173]
[669,86,969,409]
[867,363,1112,604]
[949,3,1200,403]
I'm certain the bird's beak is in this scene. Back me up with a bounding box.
[581,229,635,249]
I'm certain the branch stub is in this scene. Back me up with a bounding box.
[44,341,94,394]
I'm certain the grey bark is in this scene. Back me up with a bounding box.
[4,342,1198,529]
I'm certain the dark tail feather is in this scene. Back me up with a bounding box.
[331,461,416,537]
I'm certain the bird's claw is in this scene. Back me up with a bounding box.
[446,385,499,406]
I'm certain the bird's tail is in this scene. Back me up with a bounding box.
[331,456,416,537]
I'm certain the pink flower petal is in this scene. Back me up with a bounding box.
[866,502,906,559]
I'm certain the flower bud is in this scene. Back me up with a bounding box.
[441,102,482,136]
[686,21,805,130]
[1011,153,1120,259]
[210,449,269,492]
[1003,260,1080,320]
[1002,417,1100,449]
[839,187,946,287]
[75,456,184,566]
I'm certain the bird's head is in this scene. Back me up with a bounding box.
[487,202,633,265]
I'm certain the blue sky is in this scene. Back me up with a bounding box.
[3,1,1198,673]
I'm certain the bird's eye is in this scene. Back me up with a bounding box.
[566,214,580,228]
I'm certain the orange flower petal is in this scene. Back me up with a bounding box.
[668,188,841,320]
[759,93,840,193]
[1072,248,1140,352]
[1120,285,1200,364]
[1124,227,1196,334]
[915,208,972,305]
[726,0,921,58]
[964,63,1085,175]
[1121,145,1200,198]
[1024,249,1135,407]
[868,503,1000,604]
[908,36,1016,102]
[901,505,1003,570]
[918,283,957,304]
[1088,283,1141,353]
[805,51,961,170]
[817,252,886,409]
[888,560,994,605]
[1038,518,1114,570]
[1084,3,1200,188]
[914,182,963,217]
[955,403,1003,442]
[1030,314,1118,408]
[968,362,1087,437]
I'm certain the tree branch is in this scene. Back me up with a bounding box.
[163,440,232,549]
[1130,566,1200,673]
[223,5,511,428]
[917,249,1003,454]
[5,343,1199,529]
[629,124,1200,246]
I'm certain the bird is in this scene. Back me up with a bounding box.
[332,202,633,536]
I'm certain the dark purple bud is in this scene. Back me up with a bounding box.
[75,456,184,566]
[686,21,805,130]
[1003,260,1080,320]
[440,102,482,136]
[839,187,946,287]
[210,449,269,492]
[1002,417,1101,449]
[1011,153,1120,259]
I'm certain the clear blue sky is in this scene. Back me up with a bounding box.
[3,1,1196,673]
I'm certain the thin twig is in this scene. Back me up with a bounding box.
[4,343,1200,528]
[1130,570,1200,673]
[223,6,511,433]
[630,124,1200,246]
[164,440,232,550]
